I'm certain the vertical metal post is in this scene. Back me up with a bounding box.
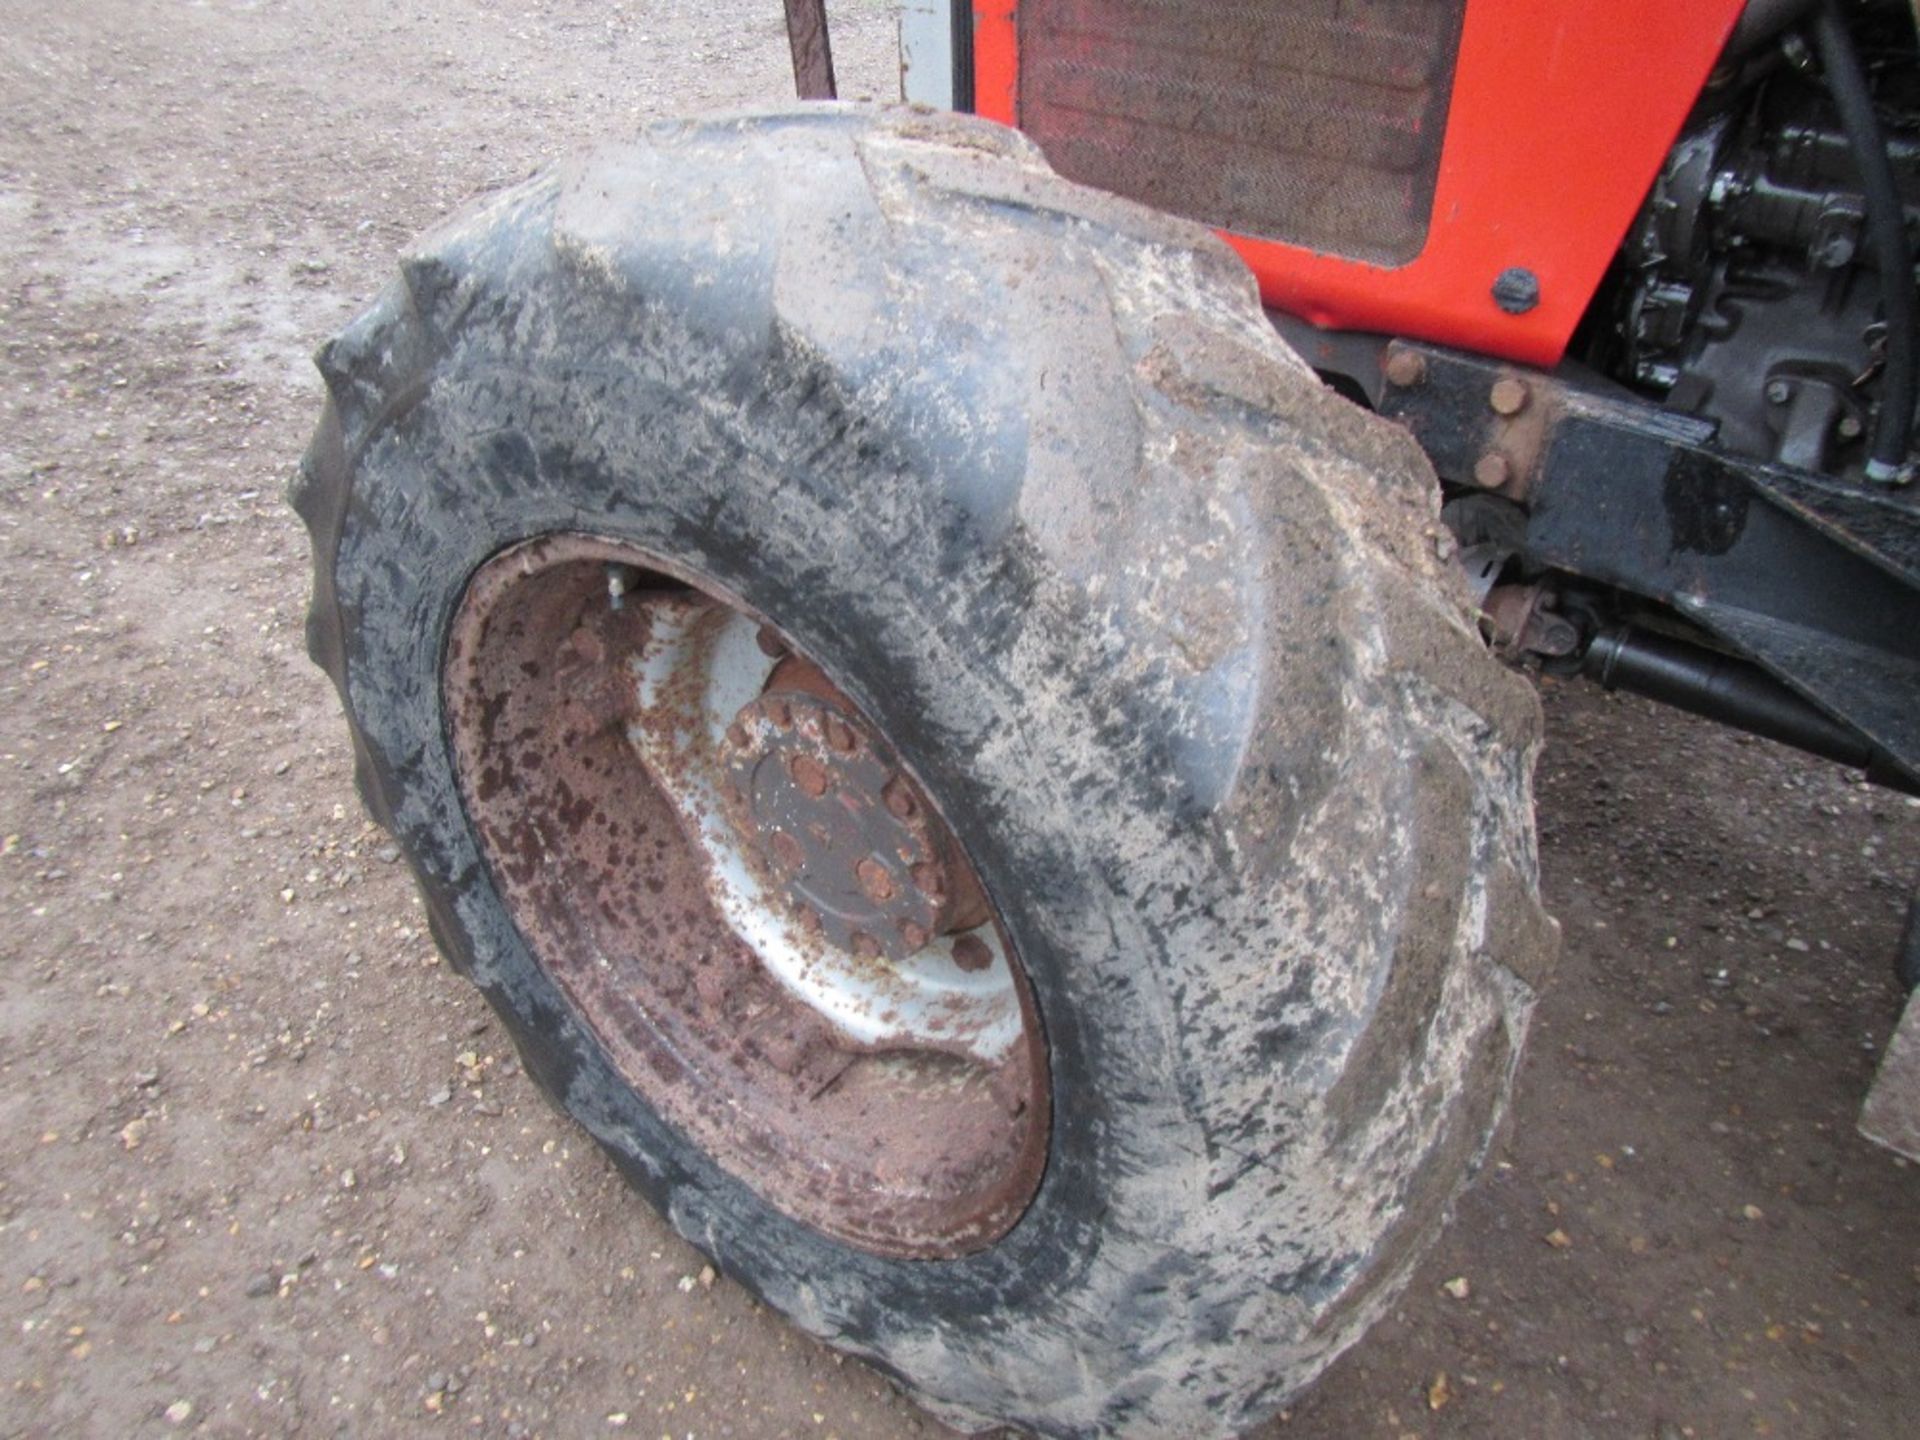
[901,0,971,110]
[784,0,838,100]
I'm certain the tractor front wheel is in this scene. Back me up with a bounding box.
[293,107,1556,1438]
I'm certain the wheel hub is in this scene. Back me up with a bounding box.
[723,657,987,964]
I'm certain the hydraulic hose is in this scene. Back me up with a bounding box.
[1812,1,1917,481]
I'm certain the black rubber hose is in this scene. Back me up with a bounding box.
[1812,1,1917,480]
[1581,625,1920,794]
[1583,626,1873,766]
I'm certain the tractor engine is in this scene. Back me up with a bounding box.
[1611,10,1920,477]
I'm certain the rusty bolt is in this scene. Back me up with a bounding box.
[951,935,993,973]
[855,857,896,903]
[764,697,792,729]
[910,860,947,901]
[882,776,917,820]
[1384,348,1427,388]
[770,831,805,871]
[898,920,930,952]
[754,624,788,659]
[1488,377,1529,416]
[788,753,830,799]
[1473,452,1513,489]
[822,714,857,755]
[725,721,750,749]
[849,931,883,960]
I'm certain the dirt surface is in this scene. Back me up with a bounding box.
[1,3,1917,1437]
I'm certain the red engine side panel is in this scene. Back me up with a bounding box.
[973,0,1746,367]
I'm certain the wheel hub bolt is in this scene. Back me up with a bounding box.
[856,857,896,903]
[788,753,831,798]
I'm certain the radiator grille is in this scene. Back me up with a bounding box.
[1016,0,1466,265]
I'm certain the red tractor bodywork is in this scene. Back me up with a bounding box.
[974,0,1748,366]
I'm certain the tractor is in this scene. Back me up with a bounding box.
[292,2,1920,1434]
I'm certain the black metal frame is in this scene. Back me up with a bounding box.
[1366,336,1920,789]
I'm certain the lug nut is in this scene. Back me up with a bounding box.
[910,861,946,900]
[849,931,882,960]
[789,753,830,798]
[898,920,930,951]
[770,831,805,871]
[822,714,856,755]
[856,857,895,903]
[882,776,917,819]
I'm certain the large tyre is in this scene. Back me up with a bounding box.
[292,106,1556,1438]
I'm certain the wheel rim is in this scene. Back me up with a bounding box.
[443,534,1049,1258]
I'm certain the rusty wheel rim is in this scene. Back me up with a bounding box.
[443,535,1049,1258]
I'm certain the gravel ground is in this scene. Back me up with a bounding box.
[2,3,1917,1437]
